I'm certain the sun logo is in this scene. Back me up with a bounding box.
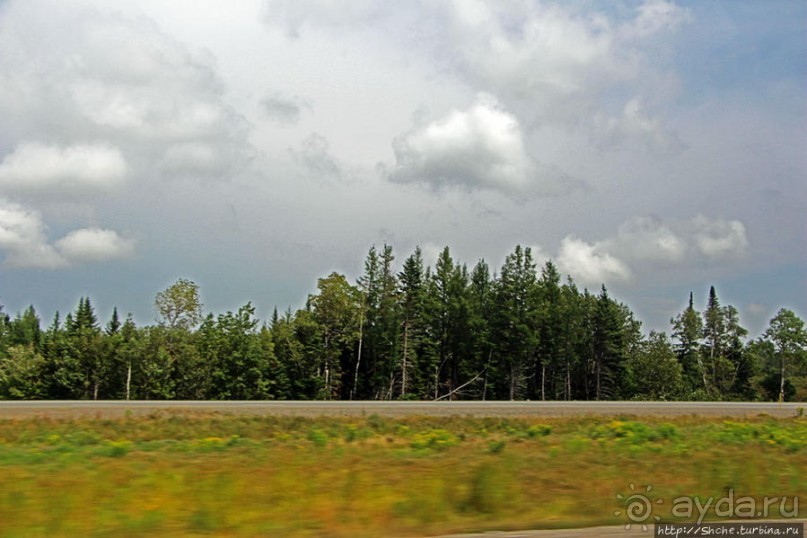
[614,483,663,531]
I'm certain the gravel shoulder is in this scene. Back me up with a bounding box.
[0,400,803,419]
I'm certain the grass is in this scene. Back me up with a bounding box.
[0,412,804,536]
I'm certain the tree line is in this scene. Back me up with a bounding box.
[1,245,805,401]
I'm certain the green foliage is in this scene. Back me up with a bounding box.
[715,420,806,453]
[624,331,684,400]
[410,429,458,451]
[526,424,552,438]
[154,278,203,330]
[1,247,804,403]
[306,428,329,448]
[589,420,679,445]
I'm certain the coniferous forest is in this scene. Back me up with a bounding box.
[1,245,805,402]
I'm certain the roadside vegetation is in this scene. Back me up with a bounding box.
[0,412,804,536]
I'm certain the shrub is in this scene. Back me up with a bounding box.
[410,429,458,451]
[526,424,552,438]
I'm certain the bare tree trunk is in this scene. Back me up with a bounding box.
[352,311,364,400]
[434,366,439,400]
[324,335,331,399]
[780,355,786,403]
[541,363,546,401]
[434,368,486,401]
[126,360,132,401]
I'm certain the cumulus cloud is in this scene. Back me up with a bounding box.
[0,199,135,269]
[55,228,135,263]
[387,94,540,195]
[550,214,749,286]
[557,236,631,285]
[0,2,251,181]
[264,0,689,151]
[0,1,252,272]
[0,199,66,268]
[0,142,127,194]
[600,215,747,266]
[689,216,748,258]
[260,91,310,124]
[608,215,686,263]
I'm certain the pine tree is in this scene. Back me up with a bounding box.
[490,246,538,400]
[702,286,725,395]
[535,261,564,400]
[467,259,494,400]
[398,247,428,398]
[591,286,625,400]
[671,292,706,395]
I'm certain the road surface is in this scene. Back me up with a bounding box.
[0,400,802,419]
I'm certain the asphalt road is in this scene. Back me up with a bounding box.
[0,400,803,419]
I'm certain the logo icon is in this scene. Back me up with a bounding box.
[614,483,662,531]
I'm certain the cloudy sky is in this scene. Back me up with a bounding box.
[0,0,804,336]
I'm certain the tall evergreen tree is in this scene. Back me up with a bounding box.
[467,259,494,400]
[671,292,707,395]
[491,246,537,400]
[702,286,725,395]
[535,261,564,400]
[8,306,42,350]
[591,286,625,400]
[398,247,429,398]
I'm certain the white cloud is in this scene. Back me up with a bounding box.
[689,215,748,258]
[557,236,631,285]
[0,199,66,268]
[550,214,749,286]
[387,94,538,194]
[0,199,135,268]
[425,1,689,133]
[0,142,127,194]
[55,228,135,263]
[0,2,251,181]
[609,215,686,263]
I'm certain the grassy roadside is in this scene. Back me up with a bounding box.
[0,412,804,537]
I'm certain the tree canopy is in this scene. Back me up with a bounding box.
[1,245,804,401]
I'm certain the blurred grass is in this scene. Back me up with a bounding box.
[0,412,804,536]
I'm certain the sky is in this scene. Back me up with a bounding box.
[0,0,804,337]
